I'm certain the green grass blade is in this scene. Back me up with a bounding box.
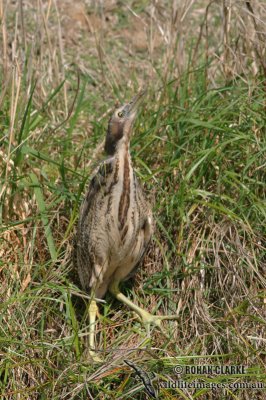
[30,173,57,262]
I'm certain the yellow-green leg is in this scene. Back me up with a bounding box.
[109,281,178,336]
[86,299,102,362]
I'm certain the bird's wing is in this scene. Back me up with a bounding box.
[73,157,114,279]
[124,213,153,281]
[79,156,114,225]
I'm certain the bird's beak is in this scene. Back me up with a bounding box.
[126,88,146,116]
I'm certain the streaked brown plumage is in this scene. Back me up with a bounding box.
[74,90,152,296]
[73,90,177,361]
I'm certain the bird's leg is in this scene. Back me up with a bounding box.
[109,281,178,337]
[86,299,102,362]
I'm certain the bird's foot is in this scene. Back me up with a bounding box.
[136,309,179,338]
[84,348,103,364]
[108,282,178,339]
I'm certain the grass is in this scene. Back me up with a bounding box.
[0,1,266,399]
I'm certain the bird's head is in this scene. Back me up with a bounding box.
[105,89,146,155]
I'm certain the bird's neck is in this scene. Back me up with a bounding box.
[113,141,134,229]
[114,139,131,161]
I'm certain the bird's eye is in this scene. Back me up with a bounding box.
[117,111,123,118]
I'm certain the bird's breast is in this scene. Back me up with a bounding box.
[99,151,139,250]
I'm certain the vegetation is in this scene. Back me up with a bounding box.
[0,1,265,399]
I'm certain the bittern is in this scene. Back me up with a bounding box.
[74,89,177,360]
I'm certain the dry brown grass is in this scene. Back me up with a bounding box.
[1,1,266,399]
